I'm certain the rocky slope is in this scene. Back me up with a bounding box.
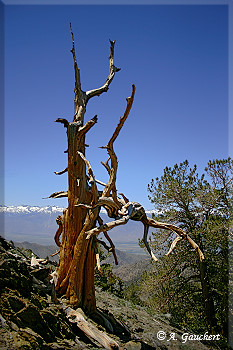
[0,236,212,349]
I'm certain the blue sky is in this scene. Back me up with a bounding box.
[3,4,229,209]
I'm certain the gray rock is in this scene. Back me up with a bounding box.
[124,340,142,350]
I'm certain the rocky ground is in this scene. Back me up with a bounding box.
[0,236,214,349]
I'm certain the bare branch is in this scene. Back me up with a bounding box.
[96,253,103,275]
[51,250,60,257]
[165,236,182,256]
[97,216,118,265]
[86,40,120,100]
[108,84,136,146]
[95,179,107,187]
[101,158,111,175]
[141,216,205,262]
[43,191,68,199]
[102,85,136,200]
[54,118,69,128]
[75,204,93,209]
[95,196,122,211]
[54,167,68,175]
[86,214,130,239]
[86,204,133,239]
[143,224,158,262]
[69,24,88,123]
[79,115,98,136]
[96,238,111,251]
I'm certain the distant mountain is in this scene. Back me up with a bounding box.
[104,249,150,284]
[0,205,64,245]
[14,241,60,262]
[13,239,148,265]
[104,249,148,267]
[0,205,156,254]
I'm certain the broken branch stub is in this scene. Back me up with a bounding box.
[54,118,69,128]
[44,191,68,199]
[54,167,68,175]
[79,115,98,136]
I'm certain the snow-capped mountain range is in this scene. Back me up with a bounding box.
[0,205,64,214]
[0,205,156,215]
[0,205,156,252]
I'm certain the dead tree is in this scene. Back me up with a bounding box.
[48,26,204,316]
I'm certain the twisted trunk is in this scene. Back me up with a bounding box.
[56,122,97,313]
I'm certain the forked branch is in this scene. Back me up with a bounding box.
[141,216,205,262]
[86,40,121,100]
[70,26,120,124]
[84,200,204,263]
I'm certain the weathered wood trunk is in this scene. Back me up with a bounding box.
[56,122,97,314]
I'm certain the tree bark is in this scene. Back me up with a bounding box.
[55,120,99,313]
